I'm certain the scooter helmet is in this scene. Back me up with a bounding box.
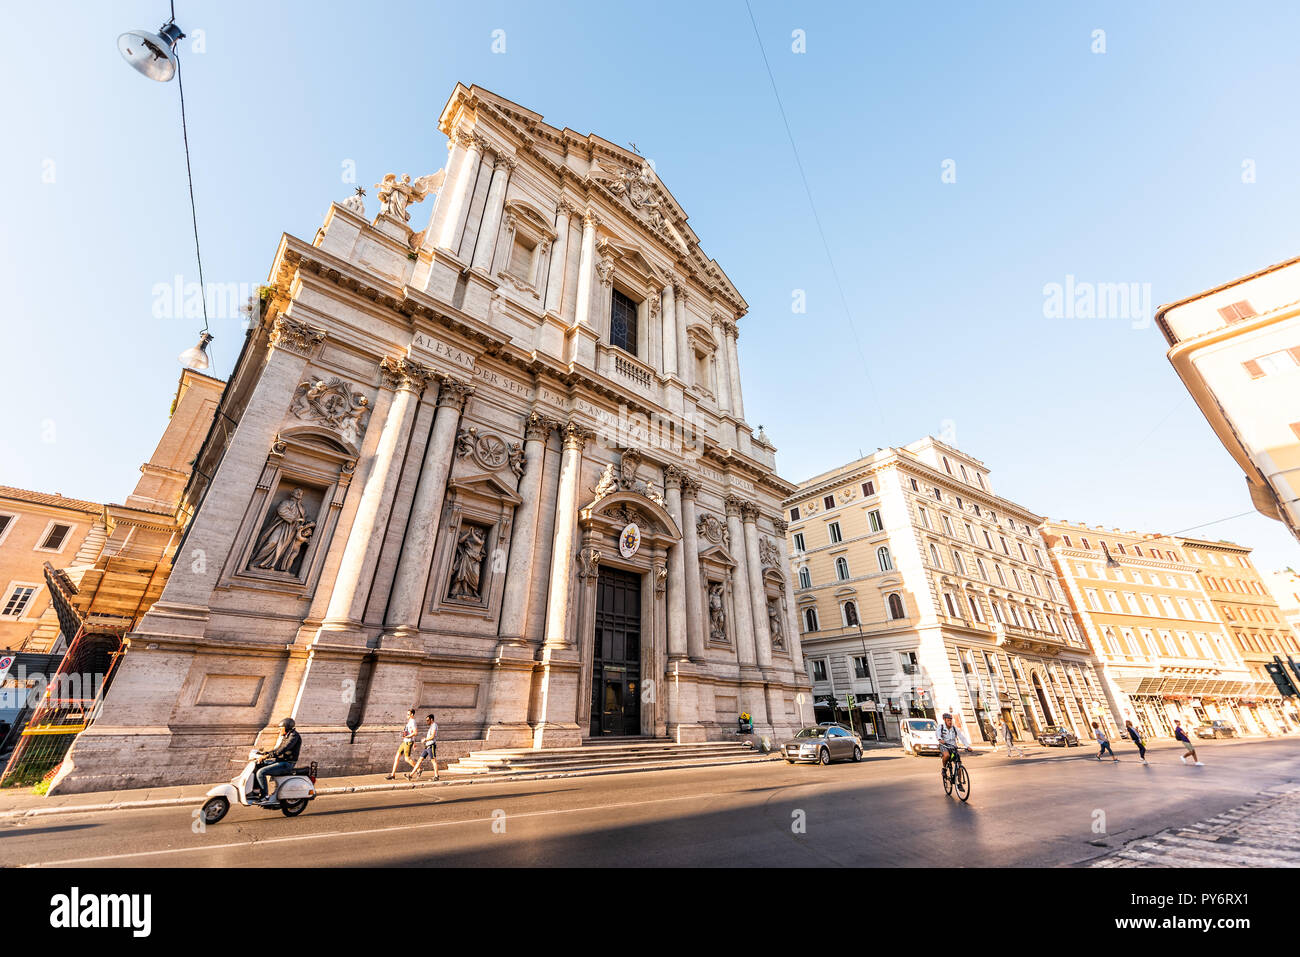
[278,717,296,731]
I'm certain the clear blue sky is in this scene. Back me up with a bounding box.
[3,0,1298,573]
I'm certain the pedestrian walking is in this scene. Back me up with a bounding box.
[1174,720,1204,766]
[407,713,439,781]
[1124,719,1148,763]
[386,708,419,779]
[999,718,1020,757]
[1092,721,1118,761]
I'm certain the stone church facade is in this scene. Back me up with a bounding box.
[57,84,812,790]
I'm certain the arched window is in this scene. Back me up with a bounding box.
[929,544,943,569]
[835,556,850,581]
[803,607,820,632]
[976,558,988,581]
[844,600,859,626]
[967,595,984,622]
[877,546,893,571]
[888,593,905,619]
[943,456,952,474]
[798,567,811,589]
[944,592,960,617]
[992,601,1004,624]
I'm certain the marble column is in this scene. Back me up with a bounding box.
[435,130,484,254]
[725,320,745,421]
[660,280,678,378]
[773,518,804,664]
[724,496,757,667]
[320,356,433,635]
[679,476,706,661]
[543,200,574,315]
[675,284,692,389]
[497,411,557,642]
[712,315,733,415]
[471,152,514,274]
[383,375,475,640]
[572,209,600,330]
[741,502,773,668]
[542,420,593,648]
[663,468,689,661]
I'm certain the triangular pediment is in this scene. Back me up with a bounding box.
[448,470,522,506]
[698,543,737,568]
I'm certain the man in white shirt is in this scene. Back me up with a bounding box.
[408,713,440,781]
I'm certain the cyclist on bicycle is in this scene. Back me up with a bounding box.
[937,712,971,770]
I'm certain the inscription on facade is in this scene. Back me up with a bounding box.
[411,332,476,370]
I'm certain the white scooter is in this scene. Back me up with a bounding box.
[200,749,317,824]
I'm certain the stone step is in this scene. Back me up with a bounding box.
[442,752,779,779]
[443,740,767,777]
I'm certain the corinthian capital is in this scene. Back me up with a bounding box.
[269,316,325,357]
[723,494,748,517]
[582,208,601,230]
[664,464,688,490]
[435,376,475,410]
[560,419,595,451]
[772,517,790,535]
[379,355,435,393]
[524,410,560,441]
[494,153,517,173]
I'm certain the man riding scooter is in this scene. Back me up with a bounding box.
[251,717,302,802]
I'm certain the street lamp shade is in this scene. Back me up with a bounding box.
[179,332,214,371]
[117,21,186,82]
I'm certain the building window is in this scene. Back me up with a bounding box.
[918,507,930,529]
[877,546,893,571]
[999,536,1010,555]
[1081,537,1091,550]
[37,522,73,552]
[943,456,953,474]
[930,544,943,569]
[976,558,988,581]
[1217,299,1257,323]
[793,532,806,552]
[868,509,884,532]
[811,658,828,681]
[944,592,960,617]
[888,593,905,619]
[836,557,850,581]
[853,655,870,679]
[968,595,984,622]
[0,513,14,545]
[609,288,639,354]
[789,506,800,521]
[828,522,843,544]
[804,608,821,633]
[823,494,836,510]
[983,530,994,550]
[951,550,966,575]
[976,473,985,489]
[798,567,811,589]
[960,465,969,482]
[862,481,875,497]
[942,515,954,536]
[2,584,38,618]
[965,523,975,543]
[844,600,860,627]
[932,488,942,502]
[910,478,919,492]
[995,565,1006,586]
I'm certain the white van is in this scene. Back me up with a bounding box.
[900,717,941,756]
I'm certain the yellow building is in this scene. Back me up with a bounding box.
[1261,568,1300,638]
[1177,538,1300,734]
[784,438,1105,746]
[1040,521,1257,738]
[1156,255,1300,543]
[0,489,102,652]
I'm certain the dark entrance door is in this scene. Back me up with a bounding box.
[591,567,642,736]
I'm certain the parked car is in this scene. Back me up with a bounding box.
[900,717,941,756]
[781,725,863,765]
[1037,725,1079,747]
[1195,720,1238,739]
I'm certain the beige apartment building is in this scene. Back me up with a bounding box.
[784,438,1106,746]
[1178,538,1300,734]
[1040,522,1261,738]
[0,489,102,652]
[1157,255,1300,543]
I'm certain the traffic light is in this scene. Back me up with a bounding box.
[1287,655,1300,685]
[847,692,856,709]
[1266,656,1299,697]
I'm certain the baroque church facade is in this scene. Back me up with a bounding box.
[57,84,812,790]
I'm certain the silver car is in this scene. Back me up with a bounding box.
[782,724,863,765]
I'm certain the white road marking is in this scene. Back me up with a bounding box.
[26,790,731,867]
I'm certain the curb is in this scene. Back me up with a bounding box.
[0,753,781,821]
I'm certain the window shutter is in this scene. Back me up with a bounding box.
[1242,358,1264,378]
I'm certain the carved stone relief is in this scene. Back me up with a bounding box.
[696,512,729,548]
[290,377,372,446]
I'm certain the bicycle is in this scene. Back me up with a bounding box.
[940,747,972,802]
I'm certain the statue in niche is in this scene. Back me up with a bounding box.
[250,488,316,573]
[709,583,727,642]
[448,525,487,600]
[768,599,785,650]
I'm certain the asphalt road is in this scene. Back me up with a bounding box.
[4,737,1298,867]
